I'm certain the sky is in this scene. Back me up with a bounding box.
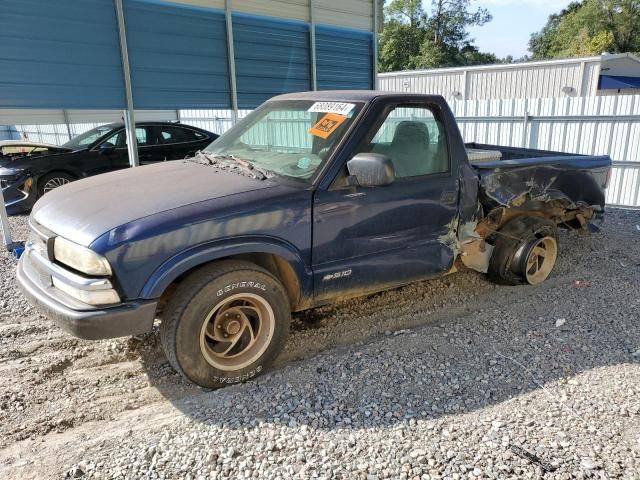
[467,0,574,59]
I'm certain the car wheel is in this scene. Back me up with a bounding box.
[488,216,559,285]
[160,260,290,388]
[38,172,75,196]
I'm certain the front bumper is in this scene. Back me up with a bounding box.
[17,250,157,340]
[1,174,37,214]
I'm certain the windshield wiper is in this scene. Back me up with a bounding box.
[195,151,271,180]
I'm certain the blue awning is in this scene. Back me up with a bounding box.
[599,75,640,90]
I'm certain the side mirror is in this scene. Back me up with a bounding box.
[98,144,115,155]
[347,153,395,187]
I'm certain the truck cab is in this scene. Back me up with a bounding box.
[17,92,611,388]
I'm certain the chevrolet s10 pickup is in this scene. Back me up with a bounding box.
[17,92,611,388]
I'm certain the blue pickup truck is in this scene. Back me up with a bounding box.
[17,92,611,388]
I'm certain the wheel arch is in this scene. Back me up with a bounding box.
[38,168,79,180]
[36,169,78,191]
[141,239,313,311]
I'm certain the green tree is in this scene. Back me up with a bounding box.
[459,45,500,66]
[386,0,426,27]
[378,0,496,71]
[529,2,582,59]
[378,0,428,72]
[529,0,640,59]
[597,0,640,53]
[428,0,492,48]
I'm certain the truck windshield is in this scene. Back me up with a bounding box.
[204,100,364,182]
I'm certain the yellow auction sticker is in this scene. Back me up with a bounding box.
[308,113,347,139]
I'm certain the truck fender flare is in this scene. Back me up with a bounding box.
[139,237,312,301]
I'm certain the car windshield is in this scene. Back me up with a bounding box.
[62,125,116,150]
[203,100,364,182]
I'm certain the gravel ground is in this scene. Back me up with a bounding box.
[0,209,639,479]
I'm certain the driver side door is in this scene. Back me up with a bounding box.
[89,126,155,172]
[312,103,460,302]
[66,128,127,178]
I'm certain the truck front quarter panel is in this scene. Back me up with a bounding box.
[90,186,313,302]
[140,237,312,301]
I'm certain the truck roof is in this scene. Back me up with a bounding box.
[271,90,445,103]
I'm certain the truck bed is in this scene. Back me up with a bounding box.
[465,143,612,212]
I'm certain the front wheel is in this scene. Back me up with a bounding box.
[160,260,290,388]
[38,172,75,197]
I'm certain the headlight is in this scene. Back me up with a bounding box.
[0,173,22,188]
[53,237,112,276]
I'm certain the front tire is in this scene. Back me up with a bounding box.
[160,260,290,388]
[38,172,74,197]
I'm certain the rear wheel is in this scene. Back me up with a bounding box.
[488,216,559,285]
[160,260,290,388]
[521,236,558,284]
[38,172,74,197]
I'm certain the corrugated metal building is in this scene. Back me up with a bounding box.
[0,0,382,122]
[379,53,640,100]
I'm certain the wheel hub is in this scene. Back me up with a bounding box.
[199,293,275,371]
[43,177,70,193]
[222,315,242,335]
[523,236,558,285]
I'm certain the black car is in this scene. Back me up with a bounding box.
[0,122,218,213]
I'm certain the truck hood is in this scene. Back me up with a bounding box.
[32,161,277,247]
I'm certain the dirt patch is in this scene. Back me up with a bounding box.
[0,210,639,479]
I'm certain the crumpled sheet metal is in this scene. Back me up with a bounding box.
[475,155,611,211]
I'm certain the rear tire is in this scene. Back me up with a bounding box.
[488,216,559,285]
[159,260,290,388]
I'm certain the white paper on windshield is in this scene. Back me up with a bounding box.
[307,102,356,115]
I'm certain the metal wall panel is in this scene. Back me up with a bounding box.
[233,14,311,108]
[583,62,602,96]
[465,63,583,100]
[178,109,238,136]
[315,0,374,31]
[0,0,125,109]
[379,58,606,100]
[1,0,376,113]
[13,110,178,144]
[0,110,68,126]
[124,0,230,109]
[0,109,177,125]
[378,71,463,96]
[315,26,373,90]
[0,126,20,141]
[166,0,377,31]
[164,0,225,10]
[452,95,640,207]
[608,165,640,207]
[233,0,310,22]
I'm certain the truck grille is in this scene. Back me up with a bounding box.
[27,220,53,260]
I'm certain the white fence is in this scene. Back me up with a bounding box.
[10,94,640,208]
[446,95,640,207]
